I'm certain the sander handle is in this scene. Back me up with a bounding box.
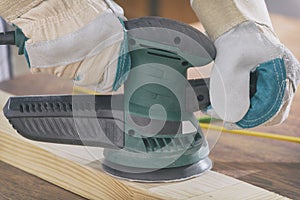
[0,31,15,45]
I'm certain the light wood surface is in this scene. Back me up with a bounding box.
[0,90,289,199]
[0,14,299,199]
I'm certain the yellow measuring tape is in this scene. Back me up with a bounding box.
[200,123,300,143]
[73,86,100,95]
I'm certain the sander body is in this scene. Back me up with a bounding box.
[2,17,217,182]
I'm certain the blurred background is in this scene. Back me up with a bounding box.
[116,0,300,22]
[1,0,300,81]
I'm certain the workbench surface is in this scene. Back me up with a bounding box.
[0,14,299,199]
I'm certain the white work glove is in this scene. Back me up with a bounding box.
[209,22,300,129]
[191,0,300,128]
[1,0,126,92]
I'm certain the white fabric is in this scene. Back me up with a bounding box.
[191,0,273,41]
[11,0,110,42]
[26,10,123,69]
[6,0,125,92]
[210,21,283,123]
[103,0,124,18]
[191,0,300,126]
[0,0,43,21]
[74,42,121,92]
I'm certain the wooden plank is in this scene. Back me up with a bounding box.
[1,13,299,200]
[0,160,85,200]
[0,90,289,199]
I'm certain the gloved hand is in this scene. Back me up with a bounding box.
[191,0,300,128]
[1,0,128,92]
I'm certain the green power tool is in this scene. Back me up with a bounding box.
[2,16,216,182]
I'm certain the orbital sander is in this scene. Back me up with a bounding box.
[1,16,217,182]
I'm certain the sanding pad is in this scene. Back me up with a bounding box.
[102,157,212,183]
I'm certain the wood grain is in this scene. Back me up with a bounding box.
[0,73,73,96]
[0,89,289,199]
[0,161,85,200]
[0,14,299,200]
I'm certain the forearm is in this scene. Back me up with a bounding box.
[191,0,273,41]
[0,0,43,22]
[0,0,124,91]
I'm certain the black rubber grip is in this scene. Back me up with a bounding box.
[3,95,125,149]
[0,31,15,45]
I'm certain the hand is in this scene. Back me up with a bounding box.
[207,21,300,128]
[10,0,126,92]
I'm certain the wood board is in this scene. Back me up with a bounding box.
[2,13,299,200]
[0,90,289,200]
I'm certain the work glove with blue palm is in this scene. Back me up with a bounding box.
[191,0,300,128]
[0,0,126,92]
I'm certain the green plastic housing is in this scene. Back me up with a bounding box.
[104,37,212,169]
